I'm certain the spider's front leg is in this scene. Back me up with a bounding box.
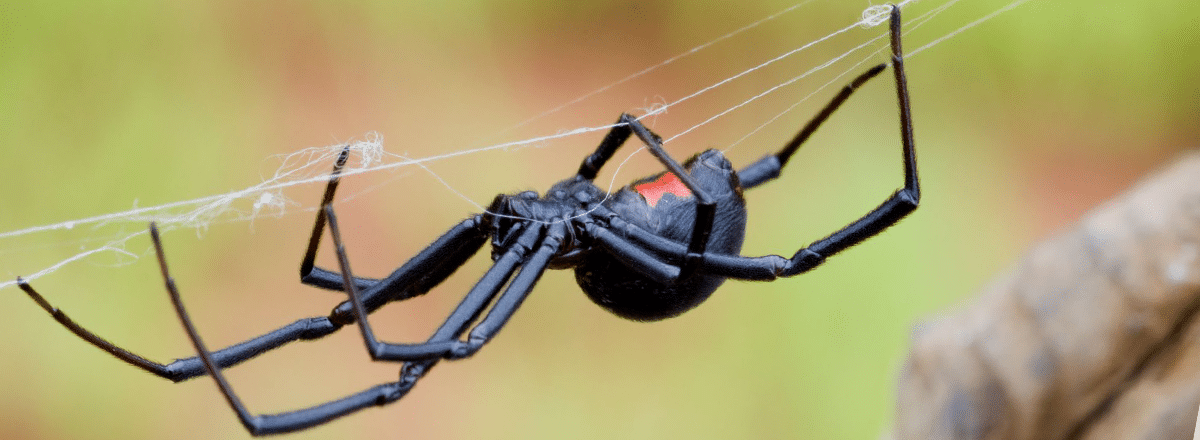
[161,208,561,434]
[326,204,567,361]
[17,181,492,389]
[153,224,413,435]
[296,146,492,313]
[14,215,489,385]
[297,145,382,291]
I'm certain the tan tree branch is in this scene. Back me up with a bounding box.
[895,152,1200,440]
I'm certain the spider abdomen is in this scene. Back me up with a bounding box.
[576,149,747,321]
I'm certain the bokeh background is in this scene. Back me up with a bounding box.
[1,0,1197,439]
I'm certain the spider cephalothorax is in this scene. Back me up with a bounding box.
[17,6,918,435]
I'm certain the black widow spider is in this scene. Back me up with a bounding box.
[16,6,917,436]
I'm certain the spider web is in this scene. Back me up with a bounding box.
[0,0,1032,290]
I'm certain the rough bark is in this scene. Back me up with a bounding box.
[894,152,1200,440]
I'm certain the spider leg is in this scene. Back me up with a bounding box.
[583,220,784,282]
[736,63,887,189]
[327,204,559,361]
[586,209,794,284]
[584,219,681,283]
[154,224,419,435]
[595,5,918,280]
[16,213,487,383]
[296,144,497,312]
[324,215,490,319]
[769,5,918,275]
[622,115,716,279]
[16,277,341,383]
[297,145,383,291]
[451,222,566,358]
[575,112,719,280]
[575,114,635,180]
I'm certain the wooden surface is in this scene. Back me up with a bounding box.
[894,152,1200,439]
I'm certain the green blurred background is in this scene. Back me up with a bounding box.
[1,0,1197,439]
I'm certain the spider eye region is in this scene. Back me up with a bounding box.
[633,172,691,207]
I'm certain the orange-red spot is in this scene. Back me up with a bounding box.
[633,172,692,207]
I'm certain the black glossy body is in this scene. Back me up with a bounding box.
[577,149,746,320]
[482,148,746,321]
[15,7,920,435]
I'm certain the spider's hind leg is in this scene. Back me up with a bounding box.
[575,114,635,181]
[706,5,920,278]
[593,6,920,282]
[736,63,887,190]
